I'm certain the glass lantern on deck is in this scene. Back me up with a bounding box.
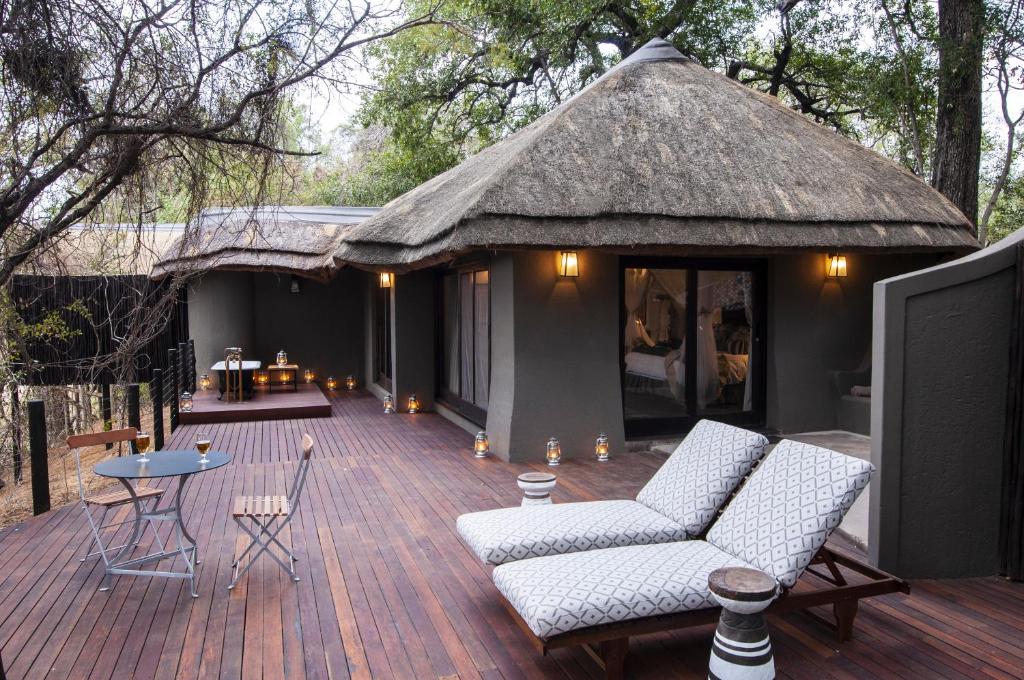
[198,374,211,391]
[304,369,315,384]
[276,349,288,366]
[383,393,395,413]
[345,374,356,390]
[474,431,490,458]
[546,437,561,466]
[180,391,194,413]
[326,376,338,390]
[595,433,610,462]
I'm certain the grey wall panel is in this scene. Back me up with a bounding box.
[188,271,255,379]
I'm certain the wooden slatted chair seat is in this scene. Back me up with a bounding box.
[86,486,164,507]
[233,495,290,518]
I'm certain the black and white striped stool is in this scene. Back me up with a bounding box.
[707,567,778,680]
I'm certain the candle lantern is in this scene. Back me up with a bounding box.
[595,432,610,462]
[546,437,562,466]
[199,374,211,391]
[303,369,315,384]
[280,371,291,384]
[345,374,356,390]
[326,375,338,391]
[407,394,420,414]
[474,431,490,458]
[383,393,395,414]
[180,391,194,413]
[256,370,269,386]
[276,349,288,366]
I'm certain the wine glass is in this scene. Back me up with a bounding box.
[135,431,152,463]
[195,433,212,463]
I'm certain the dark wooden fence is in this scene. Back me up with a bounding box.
[10,275,188,386]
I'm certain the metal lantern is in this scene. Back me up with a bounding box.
[383,393,395,414]
[180,391,194,413]
[546,437,562,466]
[826,253,848,278]
[256,370,269,386]
[407,394,420,414]
[276,349,288,366]
[303,369,315,383]
[198,374,211,391]
[474,431,490,458]
[595,433,610,462]
[326,375,338,390]
[345,374,356,390]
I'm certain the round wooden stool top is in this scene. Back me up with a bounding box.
[518,471,557,484]
[708,567,777,603]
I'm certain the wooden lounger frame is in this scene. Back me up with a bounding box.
[498,544,909,680]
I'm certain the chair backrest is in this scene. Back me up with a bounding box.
[288,433,315,510]
[705,439,874,588]
[67,427,137,500]
[635,420,769,537]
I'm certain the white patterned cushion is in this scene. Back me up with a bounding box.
[636,419,769,536]
[492,541,753,639]
[706,439,874,588]
[456,500,688,565]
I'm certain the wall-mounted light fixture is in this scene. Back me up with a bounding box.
[290,276,301,294]
[826,254,848,278]
[558,251,579,278]
[379,272,393,288]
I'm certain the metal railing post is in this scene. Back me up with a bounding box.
[152,369,164,451]
[127,384,140,455]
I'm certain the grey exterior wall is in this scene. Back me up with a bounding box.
[187,270,367,387]
[487,250,627,463]
[766,252,938,434]
[871,234,1020,578]
[391,270,436,412]
[188,271,255,378]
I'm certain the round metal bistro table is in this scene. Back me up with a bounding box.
[94,450,230,598]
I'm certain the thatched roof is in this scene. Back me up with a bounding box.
[334,38,976,269]
[151,206,379,281]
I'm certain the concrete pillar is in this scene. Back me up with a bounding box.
[391,269,436,412]
[487,250,625,462]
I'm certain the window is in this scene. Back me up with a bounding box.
[622,259,764,437]
[373,283,392,389]
[438,269,489,422]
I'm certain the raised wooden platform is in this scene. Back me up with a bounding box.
[178,382,331,424]
[2,390,1023,679]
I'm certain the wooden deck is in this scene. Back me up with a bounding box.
[179,383,331,424]
[2,389,1023,679]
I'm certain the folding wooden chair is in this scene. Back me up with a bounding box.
[228,434,313,589]
[69,427,166,586]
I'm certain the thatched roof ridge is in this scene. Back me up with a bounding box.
[151,206,379,281]
[334,38,975,269]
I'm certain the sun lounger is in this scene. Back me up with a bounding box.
[489,440,908,679]
[456,419,769,565]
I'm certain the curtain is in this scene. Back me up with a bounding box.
[473,271,490,408]
[624,269,651,348]
[743,273,754,411]
[695,273,723,409]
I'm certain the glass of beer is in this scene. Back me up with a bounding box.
[135,432,152,463]
[195,433,212,463]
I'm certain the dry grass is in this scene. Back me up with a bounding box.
[0,407,164,530]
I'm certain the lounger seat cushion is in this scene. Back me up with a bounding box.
[636,419,769,536]
[457,500,688,565]
[492,541,754,639]
[706,439,874,588]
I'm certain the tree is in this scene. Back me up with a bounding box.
[0,0,436,287]
[931,0,986,228]
[352,0,945,203]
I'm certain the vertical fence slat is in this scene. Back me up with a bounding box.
[101,382,113,450]
[152,369,164,451]
[168,348,179,431]
[127,384,140,455]
[28,400,49,515]
[11,388,21,483]
[188,339,197,392]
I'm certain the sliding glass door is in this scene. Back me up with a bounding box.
[438,268,490,424]
[621,258,765,437]
[373,283,392,390]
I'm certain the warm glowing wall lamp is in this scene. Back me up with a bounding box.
[826,254,848,278]
[379,272,393,288]
[558,251,579,278]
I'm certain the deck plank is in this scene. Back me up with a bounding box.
[2,389,1023,679]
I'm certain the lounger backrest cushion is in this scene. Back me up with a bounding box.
[706,439,874,588]
[636,420,769,536]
